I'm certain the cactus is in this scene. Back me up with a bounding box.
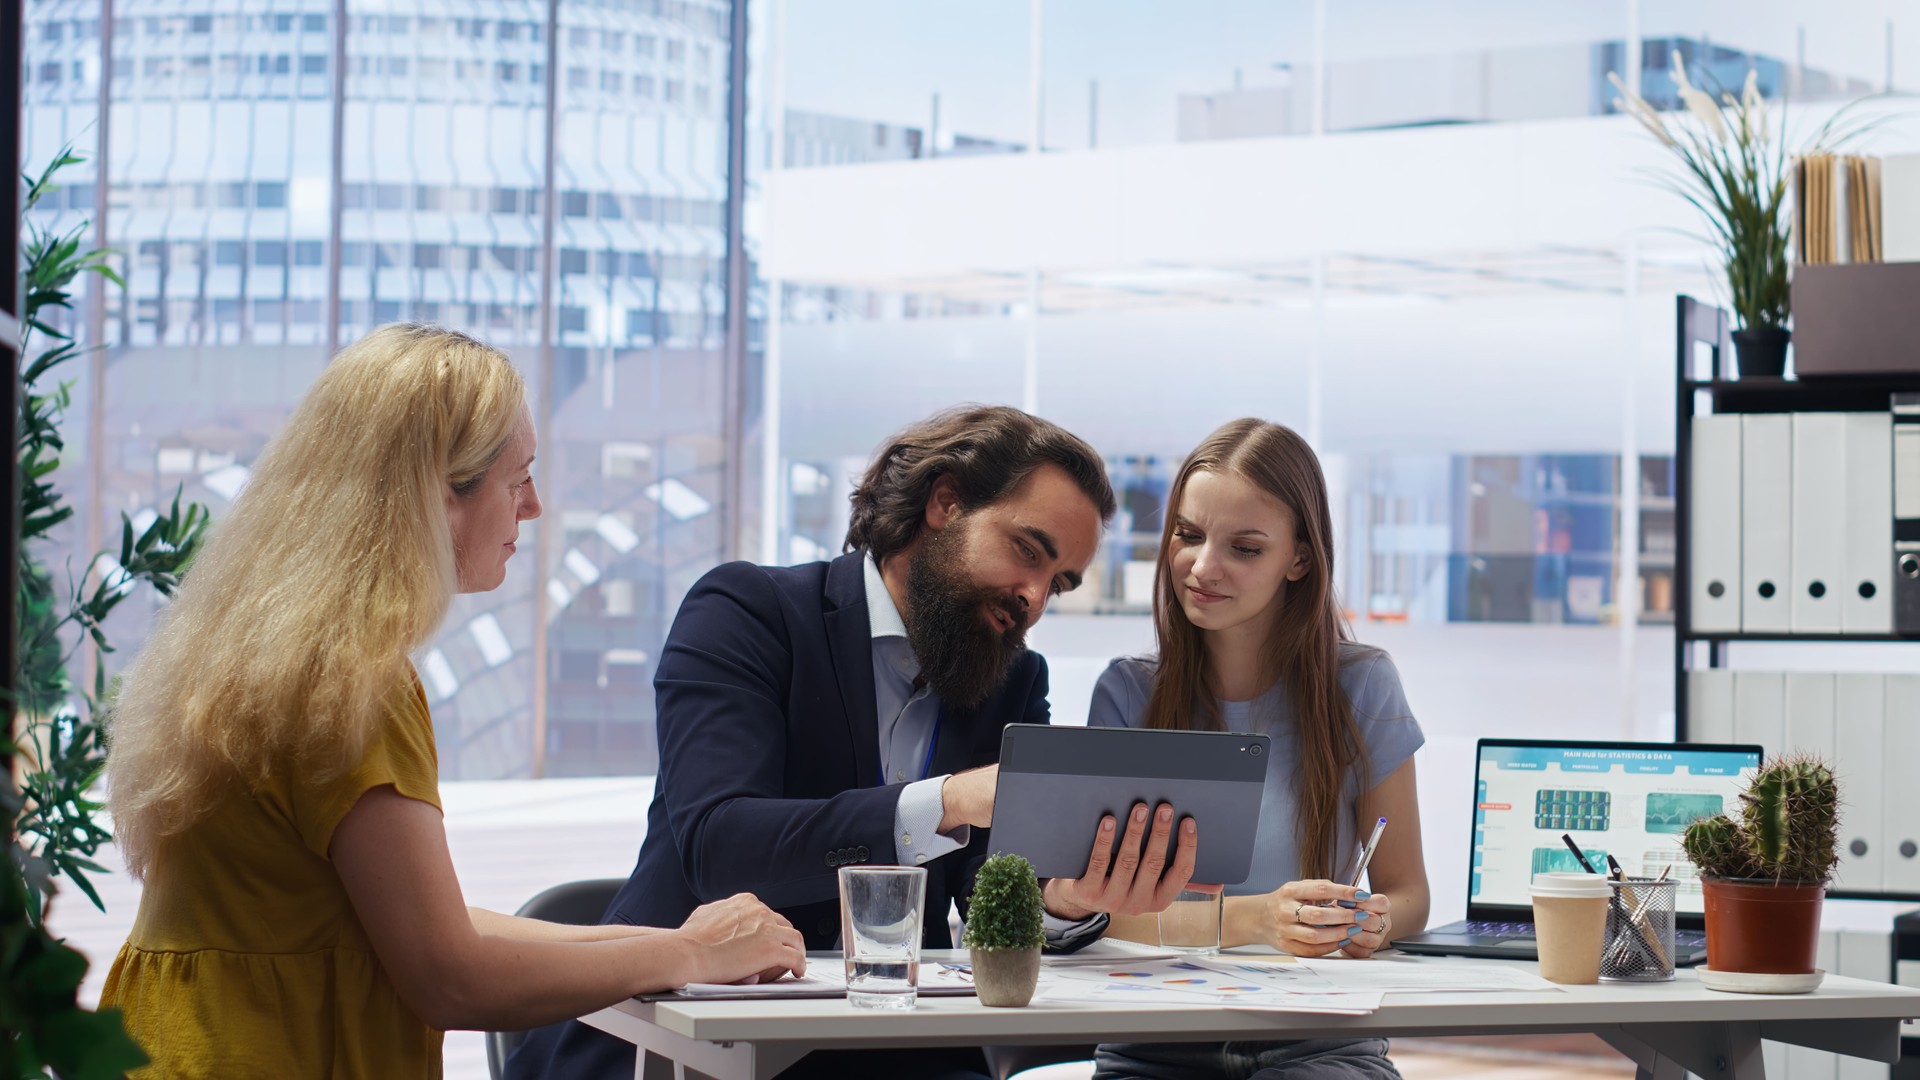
[1682,756,1839,885]
[1682,813,1760,879]
[964,853,1045,951]
[1737,757,1839,884]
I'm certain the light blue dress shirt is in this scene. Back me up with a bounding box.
[865,557,1102,943]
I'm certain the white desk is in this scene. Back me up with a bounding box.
[579,953,1920,1080]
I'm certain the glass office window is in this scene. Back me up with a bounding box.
[22,0,745,781]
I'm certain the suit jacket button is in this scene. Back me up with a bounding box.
[856,845,869,861]
[825,852,838,867]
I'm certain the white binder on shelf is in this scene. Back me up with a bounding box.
[1784,673,1836,762]
[1686,669,1735,745]
[1836,931,1894,1080]
[1834,674,1886,892]
[1895,394,1920,634]
[1741,415,1793,633]
[1762,1036,1787,1080]
[1689,414,1743,634]
[1842,412,1894,634]
[1885,674,1920,894]
[1732,671,1785,762]
[1791,414,1847,633]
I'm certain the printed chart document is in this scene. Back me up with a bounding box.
[1031,956,1380,1014]
[1295,956,1562,994]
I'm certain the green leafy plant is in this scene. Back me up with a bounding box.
[963,853,1044,952]
[1682,756,1840,884]
[0,817,148,1079]
[1609,51,1884,331]
[11,147,210,923]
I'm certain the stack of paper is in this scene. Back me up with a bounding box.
[660,963,976,1000]
[1027,954,1560,1012]
[1032,957,1379,1014]
[1294,956,1562,993]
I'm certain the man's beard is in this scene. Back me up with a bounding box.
[902,518,1029,711]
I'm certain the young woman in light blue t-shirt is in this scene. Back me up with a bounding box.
[1092,418,1430,1080]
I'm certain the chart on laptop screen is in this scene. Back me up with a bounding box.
[1470,743,1761,912]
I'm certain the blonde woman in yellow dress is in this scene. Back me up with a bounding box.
[101,324,804,1077]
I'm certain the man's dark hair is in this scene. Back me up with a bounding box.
[845,405,1118,563]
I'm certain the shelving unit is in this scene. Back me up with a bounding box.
[1671,294,1920,905]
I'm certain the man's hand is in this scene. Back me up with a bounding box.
[1041,802,1212,920]
[938,764,998,833]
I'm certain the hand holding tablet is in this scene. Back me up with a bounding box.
[986,724,1269,905]
[1039,800,1216,920]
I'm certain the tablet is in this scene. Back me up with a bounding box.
[987,723,1269,886]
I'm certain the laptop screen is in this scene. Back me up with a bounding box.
[1471,740,1763,916]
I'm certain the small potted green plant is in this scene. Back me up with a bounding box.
[964,854,1045,1007]
[1682,756,1838,991]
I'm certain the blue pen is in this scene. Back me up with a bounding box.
[1348,816,1388,890]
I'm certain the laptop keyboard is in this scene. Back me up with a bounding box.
[1461,921,1706,948]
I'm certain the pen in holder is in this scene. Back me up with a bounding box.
[1599,876,1677,982]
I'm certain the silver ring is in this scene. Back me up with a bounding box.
[1294,902,1307,923]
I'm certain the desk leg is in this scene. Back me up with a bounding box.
[579,1008,806,1080]
[1602,1021,1767,1079]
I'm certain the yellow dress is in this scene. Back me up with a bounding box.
[101,676,445,1078]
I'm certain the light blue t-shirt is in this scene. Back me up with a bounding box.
[1087,641,1424,896]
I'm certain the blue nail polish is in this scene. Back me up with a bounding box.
[1354,911,1368,923]
[1347,926,1363,936]
[1354,890,1372,901]
[1335,899,1357,909]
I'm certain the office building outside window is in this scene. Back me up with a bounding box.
[22,0,752,779]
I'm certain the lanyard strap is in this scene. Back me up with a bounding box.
[881,703,944,786]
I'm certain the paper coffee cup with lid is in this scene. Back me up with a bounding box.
[1529,871,1611,984]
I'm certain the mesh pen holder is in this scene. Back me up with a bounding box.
[1600,878,1677,982]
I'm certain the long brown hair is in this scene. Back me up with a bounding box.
[845,404,1117,561]
[1140,418,1370,881]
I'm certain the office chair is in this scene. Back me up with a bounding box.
[485,878,625,1080]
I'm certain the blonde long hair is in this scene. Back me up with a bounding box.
[107,324,526,877]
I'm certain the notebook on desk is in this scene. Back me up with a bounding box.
[1394,738,1763,965]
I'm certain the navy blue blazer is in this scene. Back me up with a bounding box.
[508,550,1050,1079]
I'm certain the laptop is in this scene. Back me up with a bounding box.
[1394,738,1763,965]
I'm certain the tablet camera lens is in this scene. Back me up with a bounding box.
[1248,744,1263,757]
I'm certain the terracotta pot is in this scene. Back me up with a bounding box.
[969,946,1041,1007]
[1701,876,1825,974]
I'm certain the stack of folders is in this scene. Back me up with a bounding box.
[1688,408,1912,635]
[1687,670,1920,896]
[1794,154,1883,265]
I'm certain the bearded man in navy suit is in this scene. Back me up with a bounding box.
[511,406,1208,1079]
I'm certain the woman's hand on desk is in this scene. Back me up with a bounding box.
[672,894,808,987]
[1253,880,1392,958]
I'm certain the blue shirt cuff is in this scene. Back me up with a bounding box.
[894,776,970,866]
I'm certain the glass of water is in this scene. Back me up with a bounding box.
[1158,889,1224,955]
[838,866,927,1009]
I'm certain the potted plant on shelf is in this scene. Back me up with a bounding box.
[1610,52,1875,378]
[1682,756,1838,992]
[964,854,1045,1007]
